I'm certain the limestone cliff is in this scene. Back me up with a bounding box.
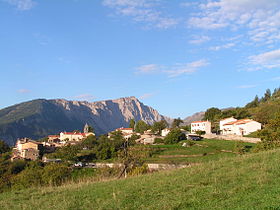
[0,97,171,145]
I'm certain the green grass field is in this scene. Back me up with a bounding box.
[144,139,255,164]
[1,143,279,209]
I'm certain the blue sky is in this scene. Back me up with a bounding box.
[1,0,280,118]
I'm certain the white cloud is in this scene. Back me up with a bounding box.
[136,59,209,77]
[248,49,280,71]
[180,2,198,8]
[4,0,35,10]
[237,85,256,89]
[136,64,159,74]
[188,0,280,44]
[33,33,50,46]
[139,93,154,100]
[165,59,209,77]
[74,94,95,101]
[189,35,210,45]
[102,0,178,29]
[17,89,30,93]
[209,42,235,51]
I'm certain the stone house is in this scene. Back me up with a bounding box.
[12,138,44,161]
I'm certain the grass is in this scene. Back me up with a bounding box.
[144,139,255,164]
[1,146,280,209]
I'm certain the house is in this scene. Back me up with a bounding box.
[116,127,134,135]
[220,118,261,136]
[48,135,60,143]
[161,128,171,137]
[219,117,237,131]
[59,132,88,142]
[48,124,95,143]
[136,134,158,145]
[191,121,211,134]
[12,138,44,161]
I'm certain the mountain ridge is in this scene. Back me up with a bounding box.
[0,97,172,145]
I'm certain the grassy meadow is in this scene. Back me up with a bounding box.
[1,143,279,209]
[144,139,255,164]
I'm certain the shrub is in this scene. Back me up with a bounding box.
[42,163,71,186]
[154,138,164,144]
[195,131,206,135]
[8,160,27,175]
[12,165,43,189]
[128,164,149,176]
[164,128,186,144]
[0,140,10,154]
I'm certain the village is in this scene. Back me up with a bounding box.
[11,117,262,162]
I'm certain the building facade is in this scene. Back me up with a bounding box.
[161,128,171,137]
[191,121,212,134]
[116,127,134,135]
[220,118,261,135]
[12,138,44,161]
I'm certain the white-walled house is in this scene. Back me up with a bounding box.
[191,121,212,134]
[161,128,171,137]
[116,127,134,135]
[220,118,261,135]
[60,132,87,142]
[220,117,237,130]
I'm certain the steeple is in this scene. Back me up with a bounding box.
[84,123,89,133]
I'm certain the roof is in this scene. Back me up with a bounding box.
[61,132,86,136]
[17,138,42,145]
[191,121,209,123]
[117,128,133,130]
[26,140,43,145]
[223,119,253,126]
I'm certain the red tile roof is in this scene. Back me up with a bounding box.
[224,119,252,126]
[117,128,133,130]
[61,132,86,136]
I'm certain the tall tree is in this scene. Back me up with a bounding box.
[203,107,222,122]
[0,140,10,154]
[152,120,168,135]
[172,118,183,128]
[245,95,259,108]
[135,120,150,134]
[129,119,135,129]
[262,89,272,102]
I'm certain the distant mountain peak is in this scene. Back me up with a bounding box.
[0,97,171,145]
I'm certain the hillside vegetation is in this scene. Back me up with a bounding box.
[202,88,280,132]
[1,148,280,209]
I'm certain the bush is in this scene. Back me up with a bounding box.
[256,112,280,150]
[164,128,186,144]
[42,163,71,186]
[195,131,206,135]
[8,160,27,175]
[154,138,164,144]
[0,140,10,154]
[12,164,43,189]
[128,164,149,176]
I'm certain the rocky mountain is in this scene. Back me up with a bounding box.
[183,111,205,125]
[0,97,171,145]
